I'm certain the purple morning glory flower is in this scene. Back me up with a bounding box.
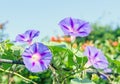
[58,17,91,37]
[100,74,107,80]
[15,30,40,44]
[84,46,108,69]
[104,68,112,73]
[22,42,52,72]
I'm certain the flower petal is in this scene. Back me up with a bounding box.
[15,30,40,44]
[59,17,91,37]
[84,46,109,69]
[22,42,52,72]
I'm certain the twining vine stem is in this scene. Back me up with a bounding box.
[0,58,120,77]
[0,58,24,65]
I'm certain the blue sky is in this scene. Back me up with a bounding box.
[0,0,120,40]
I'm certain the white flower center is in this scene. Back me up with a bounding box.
[31,53,41,62]
[68,26,78,34]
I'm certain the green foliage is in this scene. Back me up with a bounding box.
[49,46,75,68]
[70,78,95,84]
[1,23,120,83]
[77,23,120,42]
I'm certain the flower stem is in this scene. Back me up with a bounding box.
[0,58,24,65]
[0,67,37,84]
[49,64,60,84]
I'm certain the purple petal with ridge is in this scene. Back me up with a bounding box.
[70,17,74,28]
[84,46,109,69]
[22,42,52,72]
[59,17,91,37]
[15,30,40,43]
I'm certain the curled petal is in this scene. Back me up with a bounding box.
[84,46,109,69]
[104,68,112,73]
[15,30,40,44]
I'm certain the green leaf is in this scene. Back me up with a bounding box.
[76,56,88,67]
[70,78,95,84]
[49,46,75,68]
[113,60,120,73]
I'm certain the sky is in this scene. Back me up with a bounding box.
[0,0,120,41]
